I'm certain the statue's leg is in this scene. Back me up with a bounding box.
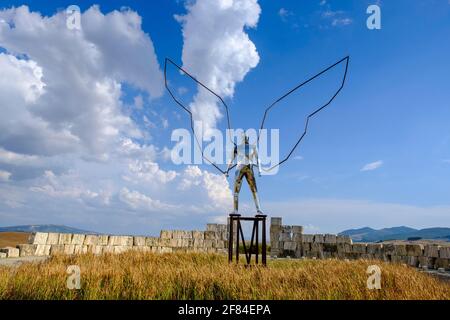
[233,168,244,214]
[245,166,262,214]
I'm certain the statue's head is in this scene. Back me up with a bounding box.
[241,132,249,144]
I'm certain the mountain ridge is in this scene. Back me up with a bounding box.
[339,226,450,242]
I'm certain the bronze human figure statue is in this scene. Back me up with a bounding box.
[164,56,349,215]
[226,133,262,215]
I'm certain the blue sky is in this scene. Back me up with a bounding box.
[0,0,449,235]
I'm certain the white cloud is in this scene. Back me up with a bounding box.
[0,170,11,182]
[0,5,163,157]
[178,165,232,210]
[123,159,178,185]
[278,8,293,21]
[175,0,261,135]
[119,188,175,211]
[361,160,383,172]
[332,18,353,26]
[320,6,352,27]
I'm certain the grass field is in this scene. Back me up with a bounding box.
[0,251,449,300]
[0,232,30,248]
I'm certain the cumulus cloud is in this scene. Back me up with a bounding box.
[119,188,175,211]
[175,0,261,135]
[178,165,232,210]
[123,159,178,185]
[360,160,383,172]
[0,5,163,157]
[0,170,11,182]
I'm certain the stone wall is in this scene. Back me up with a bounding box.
[0,223,228,258]
[270,217,450,270]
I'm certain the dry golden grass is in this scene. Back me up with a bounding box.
[0,232,30,248]
[0,252,448,300]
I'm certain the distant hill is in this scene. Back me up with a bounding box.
[0,224,98,234]
[339,226,450,242]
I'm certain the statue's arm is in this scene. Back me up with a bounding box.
[226,147,236,176]
[254,146,262,176]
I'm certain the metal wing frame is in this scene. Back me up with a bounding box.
[164,58,236,175]
[258,56,350,172]
[164,56,350,175]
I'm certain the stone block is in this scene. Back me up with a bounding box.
[204,240,214,248]
[109,236,133,246]
[351,243,367,254]
[271,217,282,226]
[192,231,204,240]
[405,244,423,256]
[383,243,396,255]
[206,224,218,232]
[336,236,352,244]
[292,233,303,241]
[145,237,160,246]
[46,233,60,245]
[418,256,434,269]
[193,239,204,247]
[439,246,450,259]
[178,239,192,247]
[324,234,337,244]
[50,245,65,255]
[160,246,173,253]
[102,246,115,254]
[292,226,303,234]
[301,234,314,243]
[98,235,109,246]
[271,241,282,249]
[310,243,323,253]
[204,231,216,240]
[73,245,88,254]
[279,232,291,241]
[168,239,178,247]
[424,245,440,258]
[84,235,99,245]
[58,233,72,245]
[160,230,172,239]
[114,246,131,254]
[35,244,51,256]
[313,234,324,243]
[89,245,103,255]
[0,247,20,258]
[71,234,86,245]
[17,244,37,257]
[133,236,146,246]
[215,240,225,249]
[30,232,48,245]
[323,243,338,253]
[64,245,75,255]
[393,244,407,256]
[337,243,352,253]
[217,224,227,233]
[435,258,449,270]
[407,256,419,267]
[367,243,383,255]
[283,241,297,251]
